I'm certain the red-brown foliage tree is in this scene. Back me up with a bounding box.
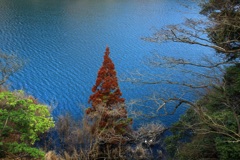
[88,47,124,109]
[86,47,132,144]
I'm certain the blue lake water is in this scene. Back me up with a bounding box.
[0,0,213,127]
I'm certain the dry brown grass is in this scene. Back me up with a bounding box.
[41,114,165,160]
[37,101,167,160]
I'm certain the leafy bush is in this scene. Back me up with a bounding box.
[0,90,54,159]
[215,137,240,160]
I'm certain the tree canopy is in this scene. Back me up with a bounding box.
[200,0,240,60]
[0,90,54,159]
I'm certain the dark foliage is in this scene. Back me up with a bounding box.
[200,0,240,60]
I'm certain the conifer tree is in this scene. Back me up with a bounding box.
[86,47,132,144]
[88,46,125,111]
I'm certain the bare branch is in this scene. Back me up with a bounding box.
[0,52,24,86]
[143,17,240,55]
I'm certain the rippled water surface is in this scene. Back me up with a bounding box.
[0,0,211,126]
